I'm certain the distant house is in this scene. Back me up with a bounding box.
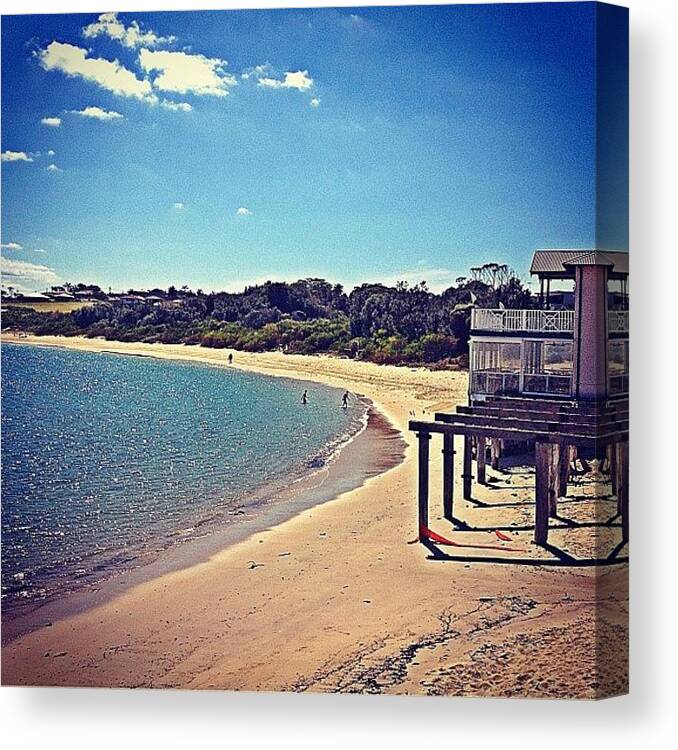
[44,289,76,301]
[15,292,51,302]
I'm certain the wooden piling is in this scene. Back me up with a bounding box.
[558,443,570,499]
[610,442,618,495]
[417,431,431,540]
[548,443,560,518]
[535,440,551,546]
[463,435,473,500]
[476,435,487,485]
[616,440,629,542]
[442,432,455,522]
[490,438,501,470]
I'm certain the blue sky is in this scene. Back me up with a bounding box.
[1,3,627,294]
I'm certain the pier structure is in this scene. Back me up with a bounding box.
[409,250,629,553]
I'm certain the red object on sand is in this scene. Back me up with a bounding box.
[419,524,522,553]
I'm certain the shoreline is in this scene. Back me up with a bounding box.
[2,391,404,643]
[0,334,628,697]
[1,336,406,643]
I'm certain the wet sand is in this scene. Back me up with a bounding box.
[0,335,628,697]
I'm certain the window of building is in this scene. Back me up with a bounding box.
[523,340,573,396]
[472,341,521,372]
[608,340,629,395]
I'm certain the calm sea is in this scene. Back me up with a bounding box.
[1,343,364,617]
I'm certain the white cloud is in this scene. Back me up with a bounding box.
[160,99,193,112]
[236,207,252,216]
[1,256,60,290]
[46,163,61,172]
[282,70,314,92]
[47,149,56,156]
[1,242,23,250]
[310,97,320,108]
[39,41,156,103]
[69,105,124,121]
[139,49,236,97]
[241,64,272,81]
[1,150,33,162]
[41,116,62,127]
[258,70,314,92]
[83,12,176,49]
[172,202,185,210]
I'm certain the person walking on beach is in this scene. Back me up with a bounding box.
[301,389,308,405]
[228,352,233,365]
[342,391,350,409]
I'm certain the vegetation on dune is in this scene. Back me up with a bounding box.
[2,266,534,369]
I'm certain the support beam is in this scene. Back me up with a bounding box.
[535,441,551,546]
[442,432,455,522]
[476,435,487,485]
[490,438,501,470]
[610,442,618,496]
[558,443,570,500]
[417,432,431,540]
[548,443,561,518]
[616,440,629,542]
[463,435,473,500]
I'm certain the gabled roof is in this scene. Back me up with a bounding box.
[530,249,629,277]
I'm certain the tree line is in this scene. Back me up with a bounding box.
[2,270,534,368]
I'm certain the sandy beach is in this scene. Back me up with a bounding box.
[1,335,628,697]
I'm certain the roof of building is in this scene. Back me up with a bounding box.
[530,249,629,277]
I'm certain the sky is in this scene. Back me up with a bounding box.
[1,3,628,294]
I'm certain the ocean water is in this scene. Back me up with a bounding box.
[1,343,364,616]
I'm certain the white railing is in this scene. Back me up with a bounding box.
[471,308,574,334]
[608,310,629,333]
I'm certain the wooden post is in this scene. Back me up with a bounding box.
[490,438,501,470]
[476,435,487,485]
[603,444,612,475]
[610,442,618,496]
[535,441,551,546]
[548,443,560,518]
[463,435,473,500]
[616,440,629,542]
[417,432,431,540]
[558,443,570,499]
[442,432,455,521]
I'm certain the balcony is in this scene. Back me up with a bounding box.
[471,308,574,334]
[471,308,628,336]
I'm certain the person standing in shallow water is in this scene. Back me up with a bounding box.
[301,389,308,405]
[342,391,349,409]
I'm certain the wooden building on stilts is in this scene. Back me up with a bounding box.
[409,250,629,556]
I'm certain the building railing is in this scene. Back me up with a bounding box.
[609,374,629,396]
[470,371,520,397]
[608,310,629,333]
[471,370,573,398]
[522,373,573,397]
[471,308,574,334]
